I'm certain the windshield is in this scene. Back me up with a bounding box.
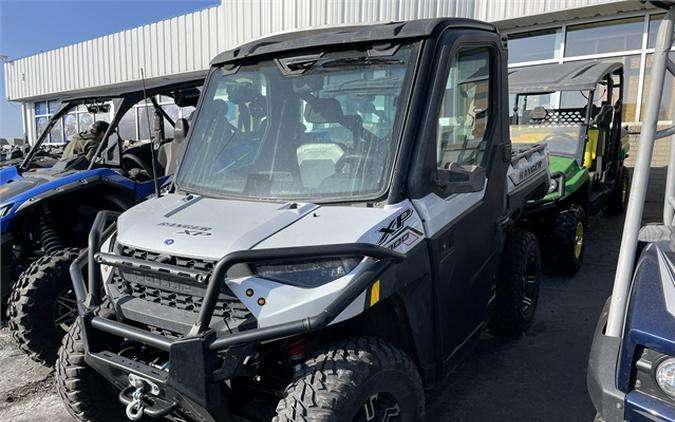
[509,91,589,158]
[175,45,416,201]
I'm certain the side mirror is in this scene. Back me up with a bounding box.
[175,118,189,143]
[434,163,486,194]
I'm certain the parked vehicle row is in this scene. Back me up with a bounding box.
[0,72,206,363]
[0,2,672,421]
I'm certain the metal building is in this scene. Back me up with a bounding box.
[3,0,674,144]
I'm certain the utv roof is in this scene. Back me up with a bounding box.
[508,61,623,94]
[211,18,498,65]
[59,70,207,103]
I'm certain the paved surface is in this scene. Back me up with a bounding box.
[0,200,663,422]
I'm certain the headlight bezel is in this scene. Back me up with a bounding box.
[634,348,675,404]
[656,357,675,399]
[252,256,364,288]
[0,203,13,218]
[547,178,559,193]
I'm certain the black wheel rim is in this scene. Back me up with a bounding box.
[353,392,401,422]
[53,287,78,332]
[521,255,538,316]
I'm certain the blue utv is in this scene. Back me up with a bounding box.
[1,71,205,365]
[587,2,675,421]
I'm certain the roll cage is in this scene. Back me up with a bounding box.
[509,61,624,163]
[19,71,207,173]
[606,2,675,338]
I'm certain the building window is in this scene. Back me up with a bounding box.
[117,96,189,142]
[509,28,562,64]
[641,52,675,122]
[34,100,111,144]
[565,17,644,57]
[648,14,675,49]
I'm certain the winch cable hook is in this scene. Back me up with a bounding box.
[125,385,145,421]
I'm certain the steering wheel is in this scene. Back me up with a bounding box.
[334,154,382,177]
[122,152,154,179]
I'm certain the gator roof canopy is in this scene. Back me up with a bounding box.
[508,61,623,94]
[59,70,207,103]
[211,18,498,65]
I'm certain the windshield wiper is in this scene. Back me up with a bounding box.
[321,57,403,68]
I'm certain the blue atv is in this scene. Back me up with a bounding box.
[587,3,675,421]
[1,72,205,365]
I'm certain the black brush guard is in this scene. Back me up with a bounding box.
[69,210,404,421]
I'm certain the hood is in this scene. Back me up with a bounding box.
[116,194,320,260]
[617,240,675,392]
[115,194,426,260]
[548,154,577,177]
[1,171,52,200]
[0,166,21,185]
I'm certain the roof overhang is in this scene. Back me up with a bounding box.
[496,0,658,32]
[18,70,207,104]
[509,60,623,93]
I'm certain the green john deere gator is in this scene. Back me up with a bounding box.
[509,60,630,274]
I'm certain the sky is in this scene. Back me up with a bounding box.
[0,0,219,139]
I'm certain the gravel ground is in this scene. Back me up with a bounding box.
[0,199,662,422]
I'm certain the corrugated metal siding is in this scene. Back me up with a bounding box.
[220,0,476,49]
[3,5,222,101]
[476,0,624,22]
[4,0,632,102]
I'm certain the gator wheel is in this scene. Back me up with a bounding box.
[56,318,129,422]
[489,228,542,336]
[7,247,82,366]
[604,167,629,215]
[273,337,424,422]
[548,205,585,275]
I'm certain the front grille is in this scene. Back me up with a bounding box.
[120,245,216,272]
[110,245,252,333]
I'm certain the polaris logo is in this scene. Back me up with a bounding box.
[377,209,413,245]
[158,222,213,237]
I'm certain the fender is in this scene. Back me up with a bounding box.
[0,168,133,231]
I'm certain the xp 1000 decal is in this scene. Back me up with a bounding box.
[376,208,424,253]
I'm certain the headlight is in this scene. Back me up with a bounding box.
[656,357,675,398]
[0,203,12,217]
[253,257,362,287]
[548,178,558,193]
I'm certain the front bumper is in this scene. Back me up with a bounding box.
[70,211,402,421]
[587,298,627,422]
[625,391,675,422]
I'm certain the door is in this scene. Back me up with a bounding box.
[410,32,509,368]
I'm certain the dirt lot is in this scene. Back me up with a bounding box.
[0,198,663,422]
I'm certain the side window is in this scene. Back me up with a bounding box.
[436,47,491,169]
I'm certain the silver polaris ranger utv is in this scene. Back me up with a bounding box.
[58,18,550,421]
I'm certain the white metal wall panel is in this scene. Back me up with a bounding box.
[2,0,639,102]
[3,5,221,101]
